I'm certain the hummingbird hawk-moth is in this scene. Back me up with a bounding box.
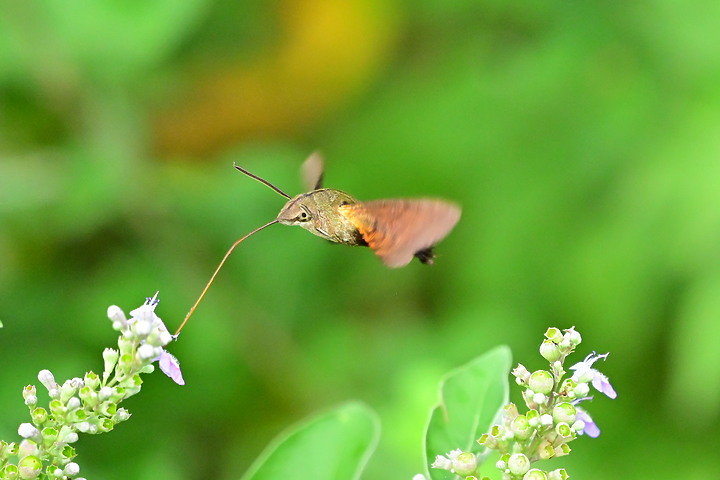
[175,153,460,336]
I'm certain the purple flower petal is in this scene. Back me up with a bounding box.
[592,371,617,399]
[158,351,185,385]
[575,408,600,438]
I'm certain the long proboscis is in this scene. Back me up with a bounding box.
[233,163,291,199]
[174,219,279,337]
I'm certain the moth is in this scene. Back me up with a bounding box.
[175,153,460,335]
[239,152,461,267]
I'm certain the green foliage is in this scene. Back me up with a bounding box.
[424,347,510,480]
[241,402,379,480]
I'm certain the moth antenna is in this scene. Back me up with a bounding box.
[234,163,291,199]
[174,219,279,337]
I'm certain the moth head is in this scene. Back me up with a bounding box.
[277,198,313,226]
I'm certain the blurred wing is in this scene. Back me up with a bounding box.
[301,151,325,191]
[339,199,461,268]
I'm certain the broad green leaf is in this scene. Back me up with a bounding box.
[241,402,380,480]
[424,346,511,480]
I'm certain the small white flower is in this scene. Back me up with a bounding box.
[114,408,131,422]
[98,386,113,400]
[75,422,91,433]
[137,344,158,360]
[18,423,39,439]
[107,305,127,324]
[571,419,586,432]
[134,319,153,336]
[532,392,546,404]
[38,369,57,391]
[64,463,80,475]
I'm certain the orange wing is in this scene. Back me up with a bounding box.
[338,199,461,268]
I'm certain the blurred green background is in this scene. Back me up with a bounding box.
[1,0,719,478]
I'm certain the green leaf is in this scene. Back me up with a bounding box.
[241,402,380,480]
[424,346,512,480]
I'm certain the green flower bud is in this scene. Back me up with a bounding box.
[554,444,571,457]
[139,364,155,374]
[22,386,37,407]
[523,469,548,480]
[503,403,519,422]
[555,422,572,439]
[67,408,87,423]
[118,353,134,374]
[99,402,117,417]
[119,375,142,397]
[109,387,126,403]
[57,426,78,444]
[452,452,478,476]
[478,432,499,449]
[46,466,63,478]
[2,463,19,478]
[526,409,539,427]
[96,418,114,433]
[540,340,561,363]
[59,379,82,404]
[548,469,569,480]
[30,408,48,426]
[117,336,133,355]
[103,348,119,376]
[58,445,77,462]
[1,440,19,459]
[522,389,536,408]
[40,427,58,448]
[48,400,66,418]
[78,386,98,408]
[18,455,42,479]
[544,328,563,344]
[536,440,554,460]
[563,327,581,346]
[507,453,530,476]
[552,403,577,425]
[83,372,100,390]
[510,415,532,440]
[529,371,554,395]
[112,407,131,423]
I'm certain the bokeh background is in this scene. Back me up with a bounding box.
[1,1,719,478]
